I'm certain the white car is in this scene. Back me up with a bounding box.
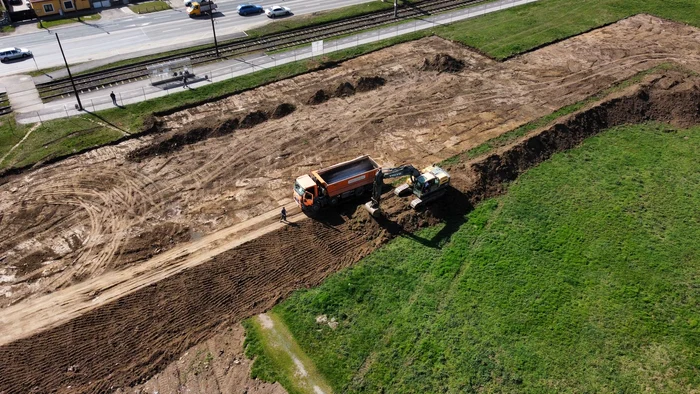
[265,5,290,18]
[0,47,32,63]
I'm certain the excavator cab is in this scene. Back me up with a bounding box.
[364,164,450,217]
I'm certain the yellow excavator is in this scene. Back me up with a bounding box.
[364,164,450,217]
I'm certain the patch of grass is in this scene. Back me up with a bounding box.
[243,312,333,394]
[0,116,122,170]
[128,0,170,14]
[1,25,15,33]
[0,115,30,163]
[268,123,700,393]
[246,1,396,39]
[37,14,101,29]
[432,0,700,60]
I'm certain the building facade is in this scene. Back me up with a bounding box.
[29,0,89,17]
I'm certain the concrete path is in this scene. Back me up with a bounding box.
[0,75,43,114]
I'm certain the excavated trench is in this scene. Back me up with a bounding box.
[0,76,698,393]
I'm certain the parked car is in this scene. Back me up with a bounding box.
[265,5,290,18]
[237,4,263,15]
[0,47,32,63]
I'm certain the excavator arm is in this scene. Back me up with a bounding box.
[368,165,420,213]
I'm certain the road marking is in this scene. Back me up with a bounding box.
[162,28,179,33]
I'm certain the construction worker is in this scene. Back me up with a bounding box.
[280,206,287,222]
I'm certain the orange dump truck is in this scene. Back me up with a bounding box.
[293,155,379,213]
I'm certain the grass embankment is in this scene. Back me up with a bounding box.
[37,13,101,29]
[128,0,171,14]
[252,123,700,393]
[6,0,700,171]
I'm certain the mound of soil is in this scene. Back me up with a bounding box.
[127,126,214,161]
[307,89,330,105]
[270,103,296,119]
[356,76,386,92]
[420,53,465,73]
[334,82,356,98]
[240,110,269,129]
[212,117,240,137]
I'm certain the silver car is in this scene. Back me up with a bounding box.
[0,47,32,63]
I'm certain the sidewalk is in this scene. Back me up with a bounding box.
[15,0,538,124]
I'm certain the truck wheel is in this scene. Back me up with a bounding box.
[312,203,320,213]
[330,197,339,206]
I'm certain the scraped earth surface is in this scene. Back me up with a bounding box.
[0,14,699,393]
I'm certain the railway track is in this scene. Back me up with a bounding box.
[36,0,484,101]
[0,92,11,117]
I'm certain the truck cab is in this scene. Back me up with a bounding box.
[293,174,317,209]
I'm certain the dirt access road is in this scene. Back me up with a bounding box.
[0,14,699,394]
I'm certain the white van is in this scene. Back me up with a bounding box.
[0,47,32,63]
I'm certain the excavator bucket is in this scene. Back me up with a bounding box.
[364,201,381,218]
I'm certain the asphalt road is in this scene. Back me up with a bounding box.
[0,0,375,75]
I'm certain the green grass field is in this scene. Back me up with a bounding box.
[250,123,700,393]
[128,1,171,14]
[37,14,101,29]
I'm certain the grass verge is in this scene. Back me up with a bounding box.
[37,13,101,29]
[246,1,396,38]
[262,122,700,392]
[243,312,333,394]
[1,25,15,34]
[128,0,171,14]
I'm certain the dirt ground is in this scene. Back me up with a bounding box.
[114,322,286,394]
[0,14,699,394]
[1,15,698,309]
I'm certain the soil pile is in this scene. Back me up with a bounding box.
[334,82,356,97]
[271,103,296,119]
[240,110,269,129]
[307,89,330,105]
[420,53,465,73]
[356,76,386,92]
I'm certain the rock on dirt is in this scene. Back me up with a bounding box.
[420,53,465,73]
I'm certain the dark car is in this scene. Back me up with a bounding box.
[237,4,263,15]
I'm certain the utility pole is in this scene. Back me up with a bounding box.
[55,33,82,110]
[394,0,398,18]
[210,11,219,57]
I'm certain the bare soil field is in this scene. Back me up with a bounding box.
[0,14,699,394]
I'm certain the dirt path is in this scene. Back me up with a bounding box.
[0,123,41,167]
[256,312,334,394]
[0,200,303,345]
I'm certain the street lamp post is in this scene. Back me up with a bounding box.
[210,11,220,57]
[55,33,82,111]
[394,0,398,18]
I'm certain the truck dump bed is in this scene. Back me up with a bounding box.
[313,155,379,198]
